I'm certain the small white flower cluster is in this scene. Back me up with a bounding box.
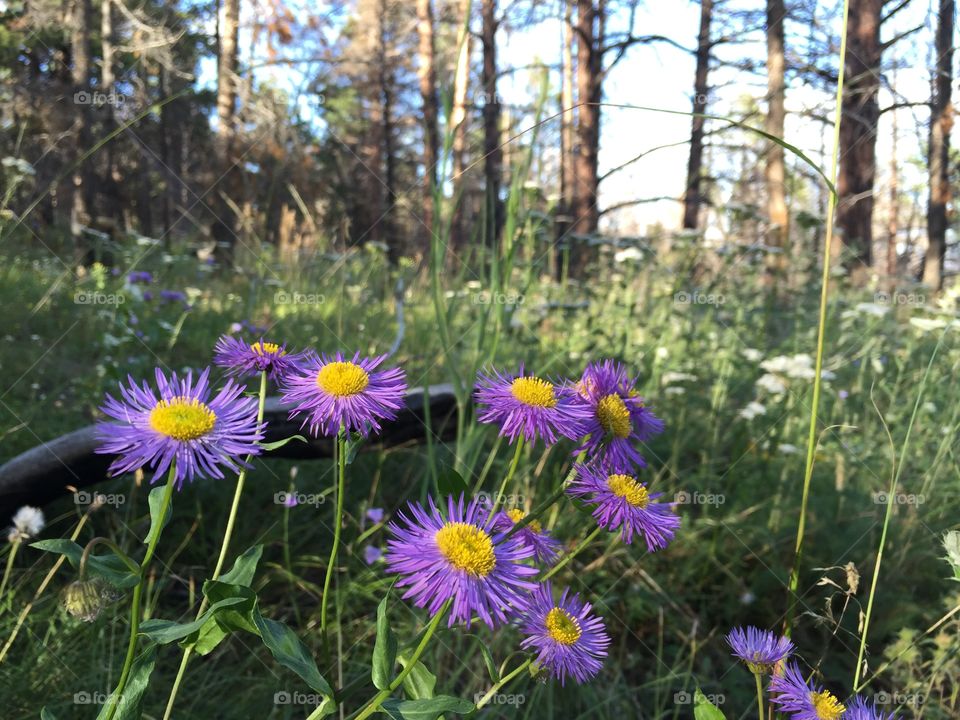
[8,506,45,543]
[737,352,835,422]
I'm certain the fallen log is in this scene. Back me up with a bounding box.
[0,384,460,519]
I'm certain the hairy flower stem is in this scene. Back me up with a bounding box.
[755,672,765,720]
[474,658,533,710]
[540,526,603,581]
[784,0,849,638]
[502,449,586,541]
[104,465,176,720]
[162,370,268,720]
[321,425,347,660]
[488,436,525,519]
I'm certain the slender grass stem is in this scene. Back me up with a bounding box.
[474,658,533,711]
[541,526,603,581]
[0,511,92,664]
[348,600,451,720]
[321,426,347,658]
[0,539,21,601]
[104,465,176,720]
[853,332,947,691]
[488,437,524,519]
[162,370,268,720]
[784,0,849,638]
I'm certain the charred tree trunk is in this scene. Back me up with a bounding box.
[416,0,439,239]
[836,0,881,277]
[924,0,953,290]
[681,0,712,230]
[481,0,503,249]
[765,0,788,262]
[570,0,602,272]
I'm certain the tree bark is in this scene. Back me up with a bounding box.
[681,0,712,230]
[449,0,472,260]
[378,0,399,260]
[416,0,439,237]
[836,0,881,276]
[556,0,575,277]
[212,0,241,258]
[70,0,93,249]
[765,0,788,262]
[481,0,502,249]
[923,0,953,290]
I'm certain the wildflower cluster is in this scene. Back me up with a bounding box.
[726,626,897,719]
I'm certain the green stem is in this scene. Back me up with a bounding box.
[162,371,268,720]
[321,426,347,656]
[541,526,603,581]
[784,0,849,638]
[473,658,532,711]
[488,436,525,519]
[349,601,451,720]
[79,537,140,578]
[755,672,765,720]
[503,450,585,541]
[853,332,947,691]
[104,465,176,720]
[0,540,20,601]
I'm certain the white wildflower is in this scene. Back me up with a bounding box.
[739,401,767,420]
[756,374,788,395]
[8,506,45,543]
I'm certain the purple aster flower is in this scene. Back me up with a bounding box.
[385,495,537,628]
[160,289,187,304]
[366,507,385,524]
[726,625,794,674]
[280,351,406,437]
[364,546,383,565]
[214,335,301,382]
[846,696,898,720]
[127,270,152,284]
[492,508,561,563]
[474,366,591,446]
[769,662,847,720]
[96,367,264,489]
[573,360,663,467]
[567,463,680,550]
[519,582,610,685]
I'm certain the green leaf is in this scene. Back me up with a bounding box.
[464,634,498,682]
[139,595,251,644]
[943,531,960,580]
[381,696,475,720]
[436,467,469,497]
[30,539,139,589]
[94,645,157,720]
[372,596,398,690]
[693,689,727,720]
[40,709,58,720]
[397,653,436,701]
[259,435,308,451]
[144,485,173,548]
[254,614,334,696]
[218,545,264,586]
[345,432,365,464]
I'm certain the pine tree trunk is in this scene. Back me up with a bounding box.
[765,0,788,262]
[449,0,472,260]
[416,0,439,237]
[556,0,575,277]
[70,0,92,249]
[924,0,953,290]
[212,0,241,259]
[481,0,502,249]
[836,0,881,278]
[681,0,712,230]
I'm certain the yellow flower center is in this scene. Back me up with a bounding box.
[607,474,650,508]
[251,341,283,356]
[810,691,845,720]
[545,607,582,645]
[316,361,369,397]
[506,508,542,533]
[435,522,496,577]
[510,376,557,408]
[596,393,632,438]
[149,397,217,441]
